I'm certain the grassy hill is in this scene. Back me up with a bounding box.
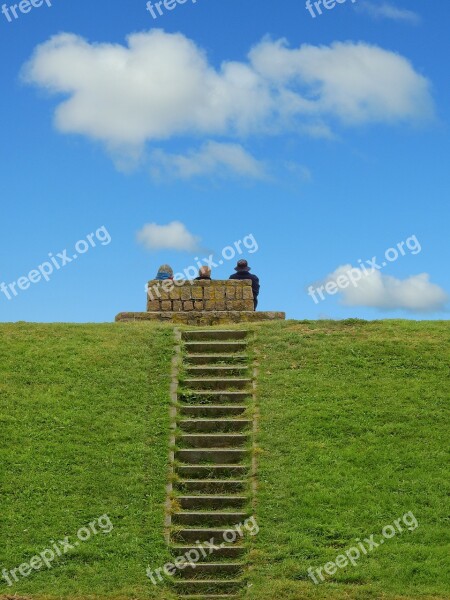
[1,321,449,600]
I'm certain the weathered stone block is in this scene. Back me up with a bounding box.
[194,301,204,310]
[183,301,194,311]
[172,300,182,311]
[147,300,160,311]
[225,286,236,299]
[215,300,226,311]
[243,287,254,300]
[181,286,192,300]
[161,300,171,311]
[243,299,254,310]
[169,287,181,300]
[192,287,203,300]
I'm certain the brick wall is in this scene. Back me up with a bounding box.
[146,279,255,312]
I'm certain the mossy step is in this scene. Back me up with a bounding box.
[178,419,252,433]
[183,378,251,391]
[186,366,250,377]
[177,480,247,494]
[178,391,251,405]
[171,527,245,544]
[170,545,245,561]
[184,341,247,354]
[185,354,248,365]
[172,511,249,527]
[178,406,248,418]
[175,449,248,464]
[176,562,244,579]
[174,579,244,594]
[182,330,248,341]
[178,434,249,449]
[176,465,248,479]
[178,496,248,510]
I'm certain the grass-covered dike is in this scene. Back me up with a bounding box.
[1,320,449,600]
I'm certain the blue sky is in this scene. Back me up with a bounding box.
[0,0,449,322]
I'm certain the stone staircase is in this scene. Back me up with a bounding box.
[167,329,255,599]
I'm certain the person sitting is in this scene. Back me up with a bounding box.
[195,266,212,281]
[229,259,260,310]
[154,264,174,281]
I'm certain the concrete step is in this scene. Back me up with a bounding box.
[186,366,249,377]
[171,527,243,544]
[176,465,248,479]
[177,480,247,494]
[184,378,251,391]
[178,419,252,433]
[172,511,249,527]
[174,580,244,595]
[178,496,248,510]
[178,405,248,419]
[182,330,248,341]
[177,562,244,579]
[178,434,248,449]
[178,391,251,404]
[175,449,248,464]
[185,354,248,365]
[170,545,245,560]
[184,341,247,354]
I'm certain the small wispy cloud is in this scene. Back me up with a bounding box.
[357,1,421,25]
[137,221,201,252]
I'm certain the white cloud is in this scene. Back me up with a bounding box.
[22,30,434,167]
[325,265,448,312]
[358,1,421,25]
[150,141,266,180]
[136,221,200,252]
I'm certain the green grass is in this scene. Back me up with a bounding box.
[249,320,450,600]
[0,323,176,600]
[1,320,449,600]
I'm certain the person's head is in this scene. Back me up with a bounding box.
[155,264,174,280]
[198,266,211,278]
[235,259,251,272]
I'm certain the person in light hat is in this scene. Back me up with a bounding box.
[229,259,260,310]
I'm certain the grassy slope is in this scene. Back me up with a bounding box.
[0,323,175,599]
[250,320,450,600]
[1,321,449,600]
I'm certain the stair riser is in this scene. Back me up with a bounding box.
[185,354,248,365]
[172,512,249,527]
[178,406,248,418]
[178,435,248,449]
[179,497,248,510]
[172,529,242,544]
[176,466,248,479]
[177,481,247,494]
[182,330,248,341]
[170,546,245,560]
[174,580,244,594]
[178,393,251,404]
[185,342,247,354]
[184,379,251,391]
[185,367,250,378]
[175,563,244,579]
[179,420,252,433]
[176,449,248,464]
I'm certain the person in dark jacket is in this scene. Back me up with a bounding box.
[195,266,212,280]
[229,259,260,310]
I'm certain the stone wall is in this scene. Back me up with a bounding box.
[146,279,254,312]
